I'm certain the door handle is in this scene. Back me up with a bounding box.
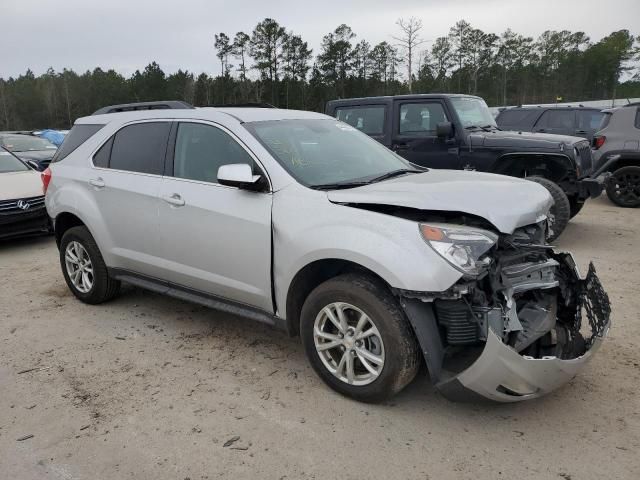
[163,193,185,207]
[393,142,409,151]
[89,178,105,188]
[575,130,587,135]
[537,128,547,133]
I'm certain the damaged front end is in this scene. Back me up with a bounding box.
[401,222,611,402]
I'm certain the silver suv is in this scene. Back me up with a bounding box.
[44,102,610,403]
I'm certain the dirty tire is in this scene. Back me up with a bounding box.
[59,226,120,304]
[527,176,571,242]
[300,273,421,403]
[568,195,585,219]
[606,166,640,208]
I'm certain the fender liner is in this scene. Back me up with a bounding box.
[400,298,444,382]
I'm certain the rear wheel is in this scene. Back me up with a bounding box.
[606,166,640,208]
[300,274,420,403]
[59,226,120,304]
[527,176,571,242]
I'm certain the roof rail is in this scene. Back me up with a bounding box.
[207,103,276,109]
[92,100,195,115]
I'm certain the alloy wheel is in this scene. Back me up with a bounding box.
[64,241,94,293]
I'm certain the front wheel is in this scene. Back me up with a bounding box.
[300,274,420,403]
[527,176,571,242]
[606,166,640,208]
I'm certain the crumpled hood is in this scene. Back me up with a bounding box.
[0,170,43,201]
[327,170,553,234]
[471,130,585,149]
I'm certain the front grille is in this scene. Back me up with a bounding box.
[575,141,593,174]
[0,195,46,215]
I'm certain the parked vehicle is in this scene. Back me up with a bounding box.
[45,101,610,403]
[495,106,605,142]
[591,104,640,208]
[0,147,51,239]
[326,95,607,241]
[0,132,58,171]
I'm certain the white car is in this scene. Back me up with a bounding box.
[0,147,50,239]
[44,102,610,403]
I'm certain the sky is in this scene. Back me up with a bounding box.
[2,0,639,79]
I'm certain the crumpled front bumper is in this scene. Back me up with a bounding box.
[437,325,609,402]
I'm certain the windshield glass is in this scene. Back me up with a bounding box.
[0,134,58,152]
[450,97,497,129]
[0,149,30,173]
[245,119,413,187]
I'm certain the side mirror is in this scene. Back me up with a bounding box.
[217,163,263,190]
[436,122,453,138]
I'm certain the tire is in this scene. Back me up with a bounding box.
[606,166,640,208]
[568,196,585,219]
[300,273,421,403]
[59,226,120,304]
[527,176,571,242]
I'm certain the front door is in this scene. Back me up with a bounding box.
[391,100,459,169]
[158,121,273,312]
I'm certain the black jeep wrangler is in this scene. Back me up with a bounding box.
[326,94,606,240]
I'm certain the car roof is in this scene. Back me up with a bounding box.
[328,93,480,104]
[76,107,330,126]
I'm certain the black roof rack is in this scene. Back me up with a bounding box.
[92,100,195,115]
[207,103,276,109]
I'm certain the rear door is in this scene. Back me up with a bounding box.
[89,120,170,277]
[157,120,273,311]
[533,109,576,136]
[391,99,459,169]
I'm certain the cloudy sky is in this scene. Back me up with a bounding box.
[3,0,639,78]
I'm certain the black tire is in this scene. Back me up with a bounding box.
[59,226,120,304]
[527,176,571,242]
[606,166,640,208]
[568,196,585,219]
[300,273,421,403]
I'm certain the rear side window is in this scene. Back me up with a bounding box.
[335,106,385,135]
[537,110,575,129]
[109,122,171,175]
[635,108,640,129]
[496,109,539,128]
[51,124,104,163]
[577,110,604,130]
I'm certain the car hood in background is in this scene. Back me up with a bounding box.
[0,170,43,201]
[470,130,585,150]
[327,170,553,234]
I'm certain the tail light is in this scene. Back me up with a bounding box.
[41,167,52,195]
[593,136,606,150]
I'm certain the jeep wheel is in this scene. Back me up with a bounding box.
[606,166,640,208]
[60,226,121,304]
[300,274,420,403]
[527,176,571,242]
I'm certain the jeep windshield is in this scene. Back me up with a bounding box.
[245,119,420,189]
[450,97,497,130]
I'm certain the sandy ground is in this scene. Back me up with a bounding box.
[1,195,639,480]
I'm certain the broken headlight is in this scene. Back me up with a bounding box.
[419,224,498,276]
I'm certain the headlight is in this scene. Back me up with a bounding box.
[419,224,498,276]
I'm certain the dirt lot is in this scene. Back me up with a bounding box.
[1,196,639,480]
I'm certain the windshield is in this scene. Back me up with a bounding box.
[450,97,497,129]
[0,134,58,152]
[0,149,30,173]
[245,119,413,188]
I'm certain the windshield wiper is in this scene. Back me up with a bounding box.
[311,181,371,191]
[368,168,423,184]
[465,125,494,132]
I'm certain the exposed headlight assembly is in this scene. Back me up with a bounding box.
[419,224,498,276]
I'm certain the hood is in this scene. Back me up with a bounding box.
[470,130,585,150]
[327,170,553,234]
[0,170,43,201]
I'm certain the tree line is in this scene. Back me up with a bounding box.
[1,17,639,130]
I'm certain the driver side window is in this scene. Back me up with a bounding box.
[399,103,448,135]
[173,123,255,183]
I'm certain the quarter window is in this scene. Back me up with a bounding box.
[173,123,254,183]
[635,108,640,129]
[109,122,170,175]
[92,137,113,168]
[335,106,385,135]
[399,103,448,134]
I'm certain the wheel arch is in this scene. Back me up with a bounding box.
[492,153,575,184]
[54,211,88,247]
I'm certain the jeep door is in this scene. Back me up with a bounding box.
[88,120,169,277]
[158,121,273,312]
[390,100,459,169]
